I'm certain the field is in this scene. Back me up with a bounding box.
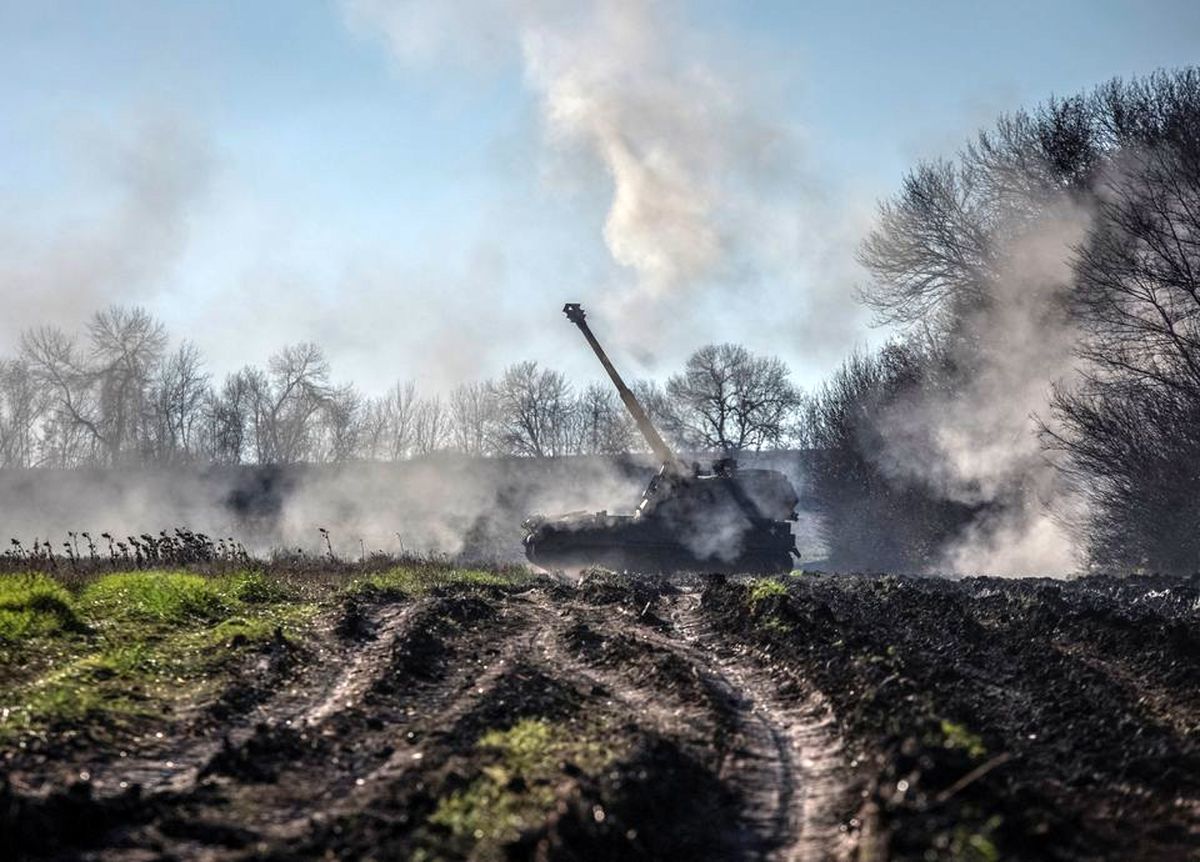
[1,562,1197,861]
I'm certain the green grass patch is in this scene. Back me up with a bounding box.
[222,570,293,604]
[939,719,988,760]
[0,561,528,743]
[949,814,1003,862]
[747,577,788,607]
[346,565,528,599]
[81,571,231,624]
[86,641,152,674]
[0,574,84,641]
[746,578,792,633]
[20,676,134,727]
[0,569,318,742]
[427,718,618,854]
[758,615,793,635]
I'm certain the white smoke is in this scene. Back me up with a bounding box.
[875,199,1093,576]
[342,0,867,356]
[520,1,725,299]
[0,457,652,562]
[343,0,731,299]
[0,113,212,352]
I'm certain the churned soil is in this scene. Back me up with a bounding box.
[3,570,1198,861]
[704,573,1200,861]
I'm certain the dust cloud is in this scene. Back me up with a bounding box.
[0,456,652,563]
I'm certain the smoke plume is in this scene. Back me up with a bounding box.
[342,0,867,357]
[876,200,1093,575]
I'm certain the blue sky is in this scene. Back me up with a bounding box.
[1,0,1197,393]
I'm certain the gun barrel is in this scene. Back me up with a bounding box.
[563,303,684,473]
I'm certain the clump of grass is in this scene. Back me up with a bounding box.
[0,574,84,641]
[939,719,988,760]
[206,616,280,647]
[87,642,151,674]
[21,677,131,727]
[745,578,793,634]
[428,718,617,850]
[747,577,788,607]
[949,814,1003,862]
[346,565,525,599]
[221,570,292,604]
[80,571,231,624]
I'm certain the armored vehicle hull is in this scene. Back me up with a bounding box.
[523,510,796,574]
[523,464,799,574]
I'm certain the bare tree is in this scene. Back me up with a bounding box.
[21,306,167,465]
[208,369,256,464]
[852,69,1200,571]
[21,325,100,466]
[664,344,800,454]
[314,385,362,463]
[412,395,448,455]
[630,379,674,452]
[857,161,997,332]
[359,381,418,461]
[88,306,168,463]
[801,345,983,571]
[150,341,210,462]
[246,343,335,464]
[1073,148,1200,396]
[860,70,1200,342]
[1048,383,1200,573]
[573,383,634,454]
[0,359,49,467]
[857,89,1115,340]
[1048,144,1200,572]
[491,361,574,457]
[448,381,497,456]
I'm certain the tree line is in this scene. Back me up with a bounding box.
[0,310,801,468]
[805,69,1200,574]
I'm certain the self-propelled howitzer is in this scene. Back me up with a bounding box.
[521,303,799,574]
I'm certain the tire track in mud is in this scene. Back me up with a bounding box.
[71,601,423,803]
[666,590,858,862]
[522,586,856,862]
[280,602,553,834]
[16,583,857,862]
[186,593,535,853]
[72,594,523,860]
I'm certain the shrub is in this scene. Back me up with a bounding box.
[747,578,787,607]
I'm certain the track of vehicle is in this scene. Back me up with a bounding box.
[5,579,860,861]
[8,571,1198,862]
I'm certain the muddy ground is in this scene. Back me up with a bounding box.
[2,570,1198,861]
